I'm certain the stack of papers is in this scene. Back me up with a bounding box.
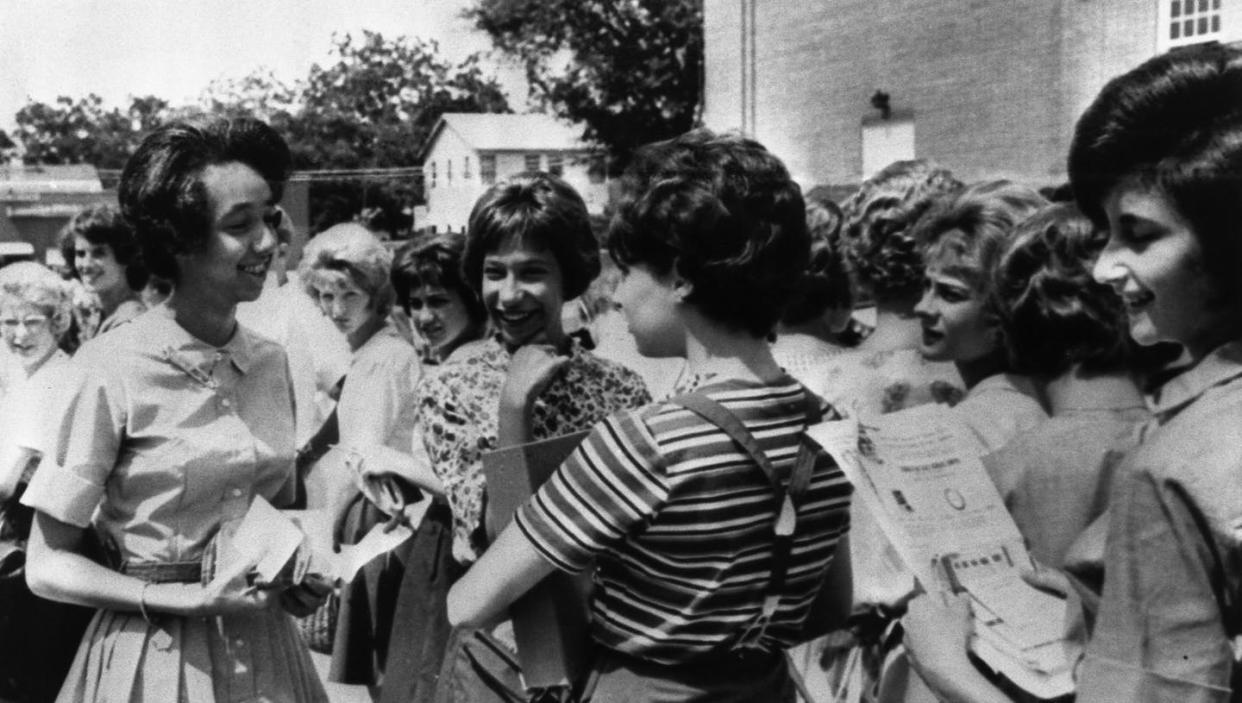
[806,404,1074,699]
[222,496,414,586]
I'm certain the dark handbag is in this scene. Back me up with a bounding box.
[291,375,347,510]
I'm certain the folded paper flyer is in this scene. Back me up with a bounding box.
[224,496,413,586]
[805,404,1074,699]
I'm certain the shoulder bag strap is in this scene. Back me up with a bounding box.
[670,388,821,646]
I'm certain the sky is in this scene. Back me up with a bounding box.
[0,0,528,132]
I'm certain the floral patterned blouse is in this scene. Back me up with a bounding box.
[417,335,651,564]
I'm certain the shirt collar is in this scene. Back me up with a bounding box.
[969,372,1038,399]
[1148,340,1242,419]
[151,305,258,381]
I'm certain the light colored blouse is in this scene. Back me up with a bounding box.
[338,322,421,458]
[95,296,146,337]
[815,347,965,419]
[22,306,325,703]
[0,349,69,496]
[953,372,1047,454]
[771,332,851,390]
[984,398,1148,569]
[1077,342,1242,702]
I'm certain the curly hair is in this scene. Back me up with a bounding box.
[992,203,1128,376]
[0,261,74,340]
[298,223,395,316]
[1069,43,1242,302]
[608,128,809,338]
[391,231,485,324]
[462,172,599,301]
[913,180,1049,304]
[840,160,963,305]
[783,197,852,326]
[58,204,148,291]
[118,115,291,282]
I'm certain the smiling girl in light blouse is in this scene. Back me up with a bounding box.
[903,43,1242,703]
[22,116,329,703]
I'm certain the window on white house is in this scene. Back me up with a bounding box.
[547,154,564,177]
[480,154,497,184]
[447,159,453,184]
[431,161,437,188]
[1158,0,1232,51]
[464,156,472,179]
[525,153,541,172]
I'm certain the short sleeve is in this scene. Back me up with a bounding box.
[338,341,420,450]
[22,361,125,527]
[516,409,668,573]
[417,366,495,562]
[1078,463,1236,701]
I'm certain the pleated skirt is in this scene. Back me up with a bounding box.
[54,604,328,703]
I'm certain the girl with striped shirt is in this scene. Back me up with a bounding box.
[449,129,854,702]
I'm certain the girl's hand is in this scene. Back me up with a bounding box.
[382,501,426,533]
[500,344,568,412]
[186,554,272,617]
[903,591,975,680]
[903,592,1017,703]
[279,574,334,618]
[1021,565,1071,599]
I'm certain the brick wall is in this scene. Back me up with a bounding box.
[704,0,1159,190]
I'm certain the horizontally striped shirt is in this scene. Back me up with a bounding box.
[516,376,853,664]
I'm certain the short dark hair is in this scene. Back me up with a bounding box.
[608,128,809,338]
[58,204,148,291]
[392,231,486,323]
[118,115,291,281]
[1069,43,1242,299]
[913,180,1048,303]
[840,160,963,306]
[992,203,1128,376]
[462,172,599,301]
[783,196,852,326]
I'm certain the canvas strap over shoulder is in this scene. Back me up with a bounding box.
[670,386,824,647]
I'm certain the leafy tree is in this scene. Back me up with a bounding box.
[466,0,703,166]
[209,32,510,233]
[13,94,171,170]
[10,32,510,234]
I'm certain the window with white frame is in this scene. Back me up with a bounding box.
[480,154,497,184]
[431,161,437,188]
[464,156,472,179]
[1158,0,1233,51]
[547,154,564,177]
[447,159,453,184]
[525,153,541,172]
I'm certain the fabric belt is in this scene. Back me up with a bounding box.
[600,645,785,679]
[120,560,202,584]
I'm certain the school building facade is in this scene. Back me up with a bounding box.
[703,0,1242,189]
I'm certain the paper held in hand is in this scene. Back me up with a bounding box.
[805,403,1074,700]
[221,496,413,586]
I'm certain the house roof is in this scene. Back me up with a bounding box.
[418,113,590,162]
[0,164,103,194]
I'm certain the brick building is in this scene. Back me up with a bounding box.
[703,0,1242,189]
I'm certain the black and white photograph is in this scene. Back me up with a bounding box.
[1,1,1240,701]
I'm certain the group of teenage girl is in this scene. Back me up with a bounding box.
[0,41,1237,703]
